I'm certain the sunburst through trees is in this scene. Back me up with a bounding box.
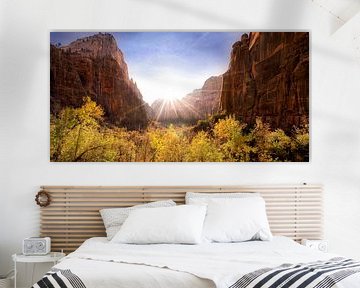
[50,98,309,162]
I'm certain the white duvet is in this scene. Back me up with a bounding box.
[54,237,360,288]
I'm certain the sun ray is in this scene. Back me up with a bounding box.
[180,98,202,118]
[155,99,167,122]
[169,99,179,118]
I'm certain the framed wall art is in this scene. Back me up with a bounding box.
[50,32,309,162]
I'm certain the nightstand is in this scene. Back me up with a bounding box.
[301,239,328,252]
[12,252,65,288]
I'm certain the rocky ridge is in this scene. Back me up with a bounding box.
[50,33,149,130]
[220,32,309,130]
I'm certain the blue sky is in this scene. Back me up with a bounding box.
[51,32,243,104]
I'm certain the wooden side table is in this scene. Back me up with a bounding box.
[12,252,65,288]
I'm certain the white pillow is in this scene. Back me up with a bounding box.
[186,192,259,204]
[100,200,176,240]
[202,197,272,243]
[111,205,207,244]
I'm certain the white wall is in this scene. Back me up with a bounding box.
[1,0,360,285]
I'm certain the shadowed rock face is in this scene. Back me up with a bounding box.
[183,75,222,117]
[221,32,309,130]
[151,75,222,123]
[50,33,149,130]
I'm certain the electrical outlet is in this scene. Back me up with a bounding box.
[301,239,328,252]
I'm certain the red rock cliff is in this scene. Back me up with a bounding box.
[221,32,309,130]
[183,75,222,117]
[50,33,149,130]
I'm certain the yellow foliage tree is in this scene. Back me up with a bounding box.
[186,131,223,162]
[213,116,253,161]
[250,118,273,161]
[291,123,309,161]
[266,129,292,161]
[50,100,309,162]
[148,125,188,162]
[51,97,136,162]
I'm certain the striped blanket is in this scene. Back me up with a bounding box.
[32,258,360,288]
[32,268,86,288]
[230,258,360,288]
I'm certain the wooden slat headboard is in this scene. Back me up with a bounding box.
[39,185,323,253]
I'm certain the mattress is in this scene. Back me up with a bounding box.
[36,236,360,288]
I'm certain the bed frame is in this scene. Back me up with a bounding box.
[39,184,323,253]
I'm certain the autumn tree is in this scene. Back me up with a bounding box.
[51,97,126,161]
[291,123,309,161]
[213,116,253,161]
[186,131,223,162]
[148,125,188,162]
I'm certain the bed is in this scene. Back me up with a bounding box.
[33,185,360,288]
[33,236,360,288]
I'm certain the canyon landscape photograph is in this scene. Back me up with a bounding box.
[50,32,309,162]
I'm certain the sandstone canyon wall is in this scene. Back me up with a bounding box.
[221,32,309,130]
[50,33,149,130]
[183,75,222,117]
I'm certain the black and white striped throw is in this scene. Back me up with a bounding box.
[32,268,86,288]
[229,257,360,288]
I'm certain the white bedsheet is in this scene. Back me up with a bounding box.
[55,237,360,288]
